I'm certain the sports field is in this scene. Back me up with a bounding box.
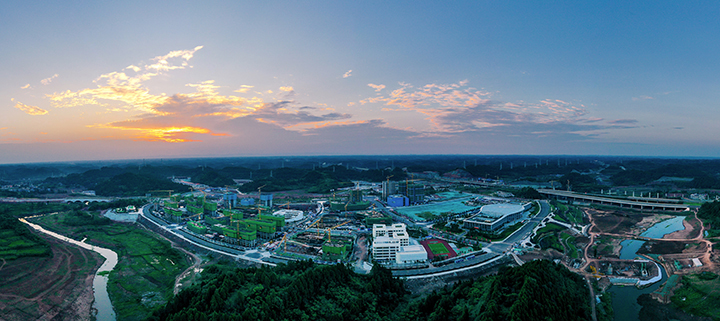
[420,239,457,260]
[427,241,450,255]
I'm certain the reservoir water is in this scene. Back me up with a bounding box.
[20,219,118,320]
[609,264,667,320]
[640,216,686,239]
[612,216,686,320]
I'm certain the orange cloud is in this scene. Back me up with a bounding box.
[47,46,204,113]
[367,83,385,92]
[13,102,48,115]
[21,84,30,89]
[94,123,225,143]
[234,85,254,93]
[279,86,294,92]
[343,70,352,78]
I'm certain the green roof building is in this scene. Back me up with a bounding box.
[187,221,207,234]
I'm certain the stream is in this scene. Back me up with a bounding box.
[20,219,118,321]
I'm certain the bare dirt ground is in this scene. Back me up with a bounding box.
[588,208,654,236]
[0,233,103,321]
[663,217,700,240]
[173,245,201,295]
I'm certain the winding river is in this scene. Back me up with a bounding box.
[20,218,118,321]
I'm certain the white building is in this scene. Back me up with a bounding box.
[395,245,428,264]
[372,223,410,261]
[463,203,530,232]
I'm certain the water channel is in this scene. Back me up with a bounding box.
[612,215,686,320]
[20,219,118,321]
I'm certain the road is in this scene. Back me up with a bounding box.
[392,200,552,277]
[141,198,553,279]
[484,200,552,254]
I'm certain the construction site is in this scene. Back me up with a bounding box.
[274,231,356,262]
[588,260,661,286]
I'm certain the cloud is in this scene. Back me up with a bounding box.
[359,80,491,110]
[146,46,203,72]
[607,119,638,125]
[354,80,637,138]
[47,46,204,113]
[367,83,385,92]
[13,102,49,115]
[21,84,31,89]
[343,70,352,78]
[41,74,59,85]
[250,101,352,130]
[30,46,372,146]
[632,95,654,101]
[234,85,254,93]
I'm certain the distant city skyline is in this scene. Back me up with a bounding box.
[3,2,720,164]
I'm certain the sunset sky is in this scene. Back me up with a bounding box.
[3,2,720,164]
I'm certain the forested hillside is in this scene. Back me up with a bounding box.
[150,260,408,321]
[151,259,590,321]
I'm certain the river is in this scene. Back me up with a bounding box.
[612,215,686,320]
[20,219,118,321]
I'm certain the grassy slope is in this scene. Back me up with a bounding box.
[32,212,189,320]
[671,273,720,320]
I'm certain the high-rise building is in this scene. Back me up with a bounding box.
[350,189,363,203]
[382,180,398,200]
[372,223,410,261]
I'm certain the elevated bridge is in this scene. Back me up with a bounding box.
[538,189,689,212]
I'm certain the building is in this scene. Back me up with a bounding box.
[383,180,424,204]
[240,198,255,206]
[260,193,273,207]
[372,223,410,261]
[273,209,304,223]
[382,180,398,200]
[349,189,364,203]
[398,181,425,204]
[395,245,428,264]
[463,203,529,232]
[223,193,237,208]
[387,194,409,207]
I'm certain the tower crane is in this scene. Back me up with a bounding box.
[257,184,267,216]
[326,221,350,242]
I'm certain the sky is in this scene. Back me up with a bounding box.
[2,1,720,164]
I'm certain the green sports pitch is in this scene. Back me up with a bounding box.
[427,241,450,255]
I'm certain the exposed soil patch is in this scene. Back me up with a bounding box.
[664,218,699,240]
[639,241,688,255]
[587,208,652,235]
[0,232,103,321]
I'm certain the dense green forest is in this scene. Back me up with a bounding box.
[151,259,590,321]
[698,201,720,236]
[610,162,720,188]
[93,172,187,196]
[30,157,720,197]
[150,260,408,321]
[46,168,188,196]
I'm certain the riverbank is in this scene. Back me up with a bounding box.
[0,229,103,320]
[21,218,118,320]
[29,211,189,320]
